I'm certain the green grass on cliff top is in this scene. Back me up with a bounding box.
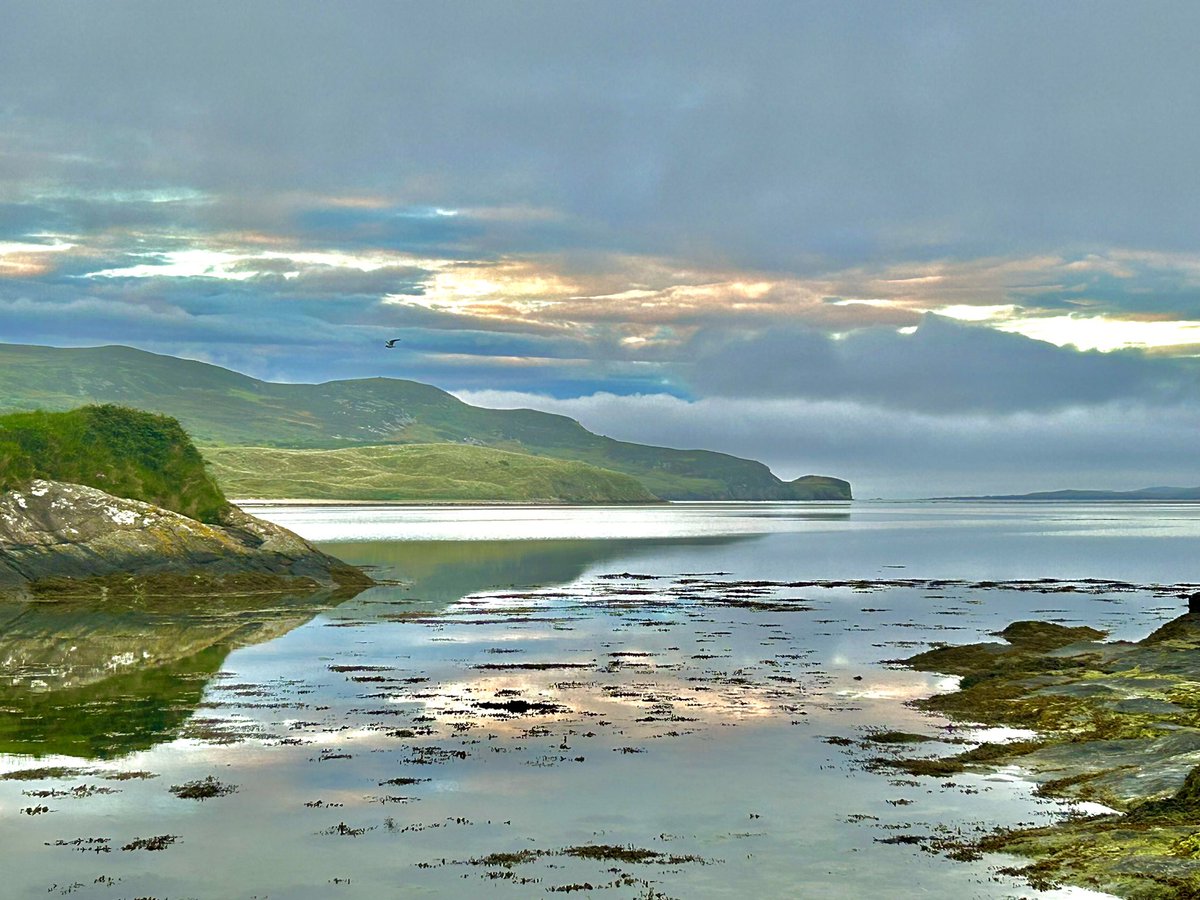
[204,443,659,503]
[0,405,228,522]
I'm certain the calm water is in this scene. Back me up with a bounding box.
[1,501,1195,899]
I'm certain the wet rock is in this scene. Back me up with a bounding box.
[0,479,371,599]
[893,610,1200,895]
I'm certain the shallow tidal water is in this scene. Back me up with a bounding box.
[2,501,1197,899]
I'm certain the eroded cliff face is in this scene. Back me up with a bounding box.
[0,479,370,600]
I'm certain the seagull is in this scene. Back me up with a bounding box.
[384,338,401,348]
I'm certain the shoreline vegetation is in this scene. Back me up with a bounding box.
[867,608,1200,897]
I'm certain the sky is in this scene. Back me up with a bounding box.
[3,1,1200,496]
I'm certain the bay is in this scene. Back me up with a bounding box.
[1,501,1191,899]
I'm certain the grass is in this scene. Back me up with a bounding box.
[0,404,228,522]
[203,443,659,503]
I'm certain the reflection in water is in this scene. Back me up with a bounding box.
[0,534,758,759]
[0,591,339,758]
[247,500,852,543]
[321,533,758,611]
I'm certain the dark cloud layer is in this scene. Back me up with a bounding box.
[685,315,1200,412]
[5,2,1200,270]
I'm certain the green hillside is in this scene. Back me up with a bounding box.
[205,444,658,503]
[0,405,228,522]
[0,343,851,501]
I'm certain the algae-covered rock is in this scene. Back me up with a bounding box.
[994,620,1108,651]
[0,479,370,600]
[890,612,1200,897]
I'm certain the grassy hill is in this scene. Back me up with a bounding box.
[0,343,851,501]
[0,405,228,522]
[205,444,658,503]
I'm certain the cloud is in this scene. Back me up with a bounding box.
[4,3,1200,272]
[682,315,1200,412]
[452,389,1200,498]
[4,2,1200,493]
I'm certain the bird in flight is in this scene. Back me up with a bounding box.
[384,339,401,348]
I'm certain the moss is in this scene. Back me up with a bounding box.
[169,776,238,800]
[463,844,708,869]
[0,405,227,522]
[1127,766,1200,825]
[994,621,1106,651]
[468,850,541,867]
[1033,768,1126,799]
[956,739,1046,762]
[872,740,1048,778]
[872,756,966,777]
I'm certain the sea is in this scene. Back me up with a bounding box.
[1,500,1195,899]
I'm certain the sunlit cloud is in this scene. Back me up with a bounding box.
[85,247,446,282]
[59,231,1200,363]
[384,259,581,317]
[998,314,1200,353]
[935,303,1020,322]
[0,238,76,277]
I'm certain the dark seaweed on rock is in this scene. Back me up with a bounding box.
[169,776,238,800]
[884,611,1200,897]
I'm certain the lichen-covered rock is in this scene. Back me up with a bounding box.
[0,479,370,600]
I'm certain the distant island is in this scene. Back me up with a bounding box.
[0,342,851,503]
[940,486,1200,501]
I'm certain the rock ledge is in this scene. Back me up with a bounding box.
[0,479,370,600]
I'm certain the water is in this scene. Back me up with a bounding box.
[1,501,1193,899]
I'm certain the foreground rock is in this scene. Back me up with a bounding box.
[0,479,371,600]
[880,614,1200,897]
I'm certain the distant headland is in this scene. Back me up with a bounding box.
[938,486,1200,501]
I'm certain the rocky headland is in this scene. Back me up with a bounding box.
[0,479,370,600]
[0,405,370,600]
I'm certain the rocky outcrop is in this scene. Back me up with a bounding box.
[785,475,853,500]
[0,479,371,600]
[873,612,1200,896]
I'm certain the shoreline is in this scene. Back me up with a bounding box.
[233,497,673,507]
[868,610,1200,897]
[232,497,855,507]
